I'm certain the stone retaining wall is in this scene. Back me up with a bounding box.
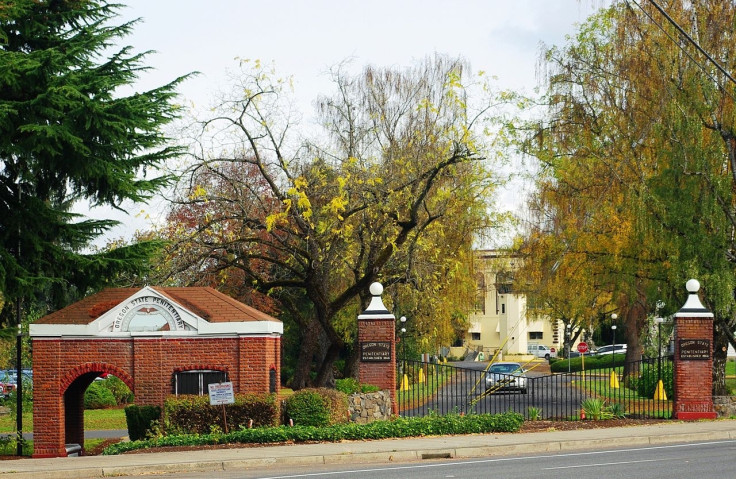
[713,396,736,418]
[348,390,392,424]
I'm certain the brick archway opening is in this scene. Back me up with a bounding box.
[60,364,135,456]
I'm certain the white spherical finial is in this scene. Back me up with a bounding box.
[686,279,700,293]
[359,282,392,317]
[676,278,712,318]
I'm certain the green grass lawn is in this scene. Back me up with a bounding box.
[0,407,127,433]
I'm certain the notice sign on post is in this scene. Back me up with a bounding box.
[208,382,235,406]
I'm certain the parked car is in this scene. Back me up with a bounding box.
[0,370,16,399]
[527,344,557,360]
[485,362,528,394]
[593,344,627,355]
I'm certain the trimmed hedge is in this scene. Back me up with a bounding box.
[550,353,626,372]
[165,393,279,434]
[283,388,348,427]
[103,411,524,455]
[124,405,162,441]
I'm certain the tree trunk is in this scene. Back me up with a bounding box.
[623,297,647,383]
[345,337,360,379]
[313,342,340,387]
[288,318,321,390]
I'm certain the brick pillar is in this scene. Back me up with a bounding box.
[32,339,66,458]
[673,279,717,420]
[357,283,397,414]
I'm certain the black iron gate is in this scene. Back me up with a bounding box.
[397,357,673,420]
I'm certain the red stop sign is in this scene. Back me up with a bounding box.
[577,342,588,353]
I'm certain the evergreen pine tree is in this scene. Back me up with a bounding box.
[0,0,188,324]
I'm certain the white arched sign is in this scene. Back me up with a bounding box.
[112,296,186,332]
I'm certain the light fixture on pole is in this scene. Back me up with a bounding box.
[655,317,664,381]
[611,314,618,366]
[566,323,572,373]
[399,316,409,391]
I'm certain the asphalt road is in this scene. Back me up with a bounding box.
[402,361,584,419]
[105,439,736,479]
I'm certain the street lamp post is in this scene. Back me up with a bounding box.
[399,316,407,391]
[656,316,664,381]
[400,315,407,364]
[654,300,665,383]
[566,323,572,373]
[611,314,618,367]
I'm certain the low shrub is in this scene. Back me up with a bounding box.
[317,388,350,425]
[84,381,117,409]
[335,379,382,395]
[636,363,673,398]
[283,389,331,427]
[124,404,162,441]
[165,393,279,435]
[335,378,361,395]
[102,411,524,455]
[581,398,612,420]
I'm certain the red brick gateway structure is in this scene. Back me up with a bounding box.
[29,286,282,457]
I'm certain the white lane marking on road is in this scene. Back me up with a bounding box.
[544,458,667,470]
[255,440,736,479]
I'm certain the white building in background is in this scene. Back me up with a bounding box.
[463,250,564,360]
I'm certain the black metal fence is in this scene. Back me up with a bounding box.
[397,356,673,420]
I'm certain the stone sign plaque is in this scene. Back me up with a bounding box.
[679,339,710,360]
[361,341,392,362]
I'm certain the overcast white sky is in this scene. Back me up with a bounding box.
[90,0,607,244]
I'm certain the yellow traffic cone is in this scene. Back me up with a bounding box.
[400,374,410,391]
[609,370,620,389]
[654,379,667,400]
[418,368,425,383]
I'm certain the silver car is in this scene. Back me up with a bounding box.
[485,362,528,394]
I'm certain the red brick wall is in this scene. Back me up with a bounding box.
[32,335,281,457]
[673,317,716,419]
[358,319,397,413]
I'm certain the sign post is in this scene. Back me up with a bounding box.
[208,382,235,433]
[577,342,588,375]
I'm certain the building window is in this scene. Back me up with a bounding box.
[172,370,228,396]
[495,271,514,294]
[471,332,481,341]
[529,331,543,340]
[501,304,506,314]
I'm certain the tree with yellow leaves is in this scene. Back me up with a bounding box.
[156,56,507,387]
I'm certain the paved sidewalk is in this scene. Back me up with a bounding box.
[1,420,736,478]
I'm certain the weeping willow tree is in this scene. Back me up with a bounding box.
[516,1,736,389]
